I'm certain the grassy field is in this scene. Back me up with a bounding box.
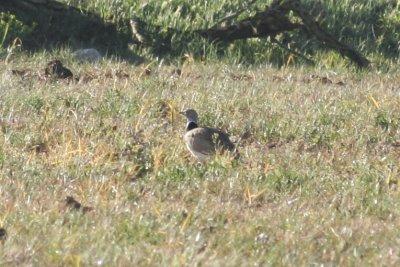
[0,51,399,265]
[0,0,400,266]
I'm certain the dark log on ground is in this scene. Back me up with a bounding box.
[129,0,369,67]
[196,1,302,42]
[1,0,369,68]
[286,0,370,68]
[194,0,369,68]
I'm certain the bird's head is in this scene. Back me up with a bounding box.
[179,109,198,123]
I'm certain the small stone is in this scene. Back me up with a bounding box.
[255,233,269,244]
[0,228,7,242]
[64,196,93,213]
[144,68,151,76]
[73,48,102,63]
[45,60,73,79]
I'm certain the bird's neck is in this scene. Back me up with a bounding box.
[186,121,198,131]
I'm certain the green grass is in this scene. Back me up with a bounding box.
[57,0,399,66]
[1,0,399,67]
[0,50,399,265]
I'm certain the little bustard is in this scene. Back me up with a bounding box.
[180,109,238,161]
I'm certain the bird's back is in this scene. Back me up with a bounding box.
[184,127,236,158]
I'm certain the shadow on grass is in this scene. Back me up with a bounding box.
[294,0,399,60]
[0,0,141,63]
[1,0,398,66]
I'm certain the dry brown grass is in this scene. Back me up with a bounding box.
[0,53,399,265]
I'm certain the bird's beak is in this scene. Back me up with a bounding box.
[179,111,185,115]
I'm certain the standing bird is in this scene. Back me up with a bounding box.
[180,109,238,161]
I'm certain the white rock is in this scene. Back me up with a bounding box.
[73,48,102,63]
